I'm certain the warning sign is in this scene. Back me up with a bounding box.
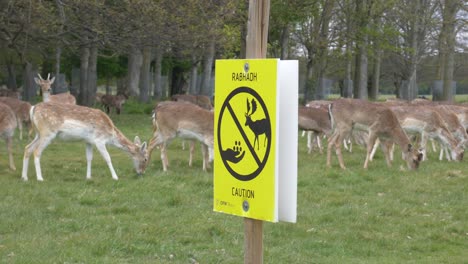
[214,59,278,222]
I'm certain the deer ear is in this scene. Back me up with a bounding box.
[141,142,147,152]
[134,136,141,145]
[34,77,40,84]
[50,77,55,84]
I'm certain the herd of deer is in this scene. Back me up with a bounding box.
[1,73,467,181]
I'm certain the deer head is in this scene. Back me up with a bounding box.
[245,98,257,125]
[34,73,55,93]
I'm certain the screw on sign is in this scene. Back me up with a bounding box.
[217,86,272,182]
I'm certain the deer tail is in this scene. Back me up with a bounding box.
[328,103,335,132]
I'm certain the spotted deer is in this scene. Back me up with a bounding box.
[21,102,147,181]
[147,101,214,172]
[327,98,423,170]
[0,97,32,140]
[34,73,76,104]
[0,103,17,171]
[100,94,127,115]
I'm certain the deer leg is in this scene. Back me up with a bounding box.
[6,136,15,171]
[201,143,209,171]
[18,119,23,140]
[21,134,40,181]
[369,138,380,161]
[189,140,195,167]
[85,143,93,179]
[316,133,323,154]
[95,143,118,180]
[160,144,169,172]
[420,133,428,161]
[335,133,347,170]
[326,131,338,168]
[364,132,378,169]
[32,136,55,181]
[380,140,393,167]
[306,131,313,154]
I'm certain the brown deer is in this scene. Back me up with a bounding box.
[245,98,270,150]
[0,97,32,140]
[34,73,76,104]
[147,101,214,172]
[21,102,147,181]
[100,94,127,115]
[298,106,331,154]
[171,94,213,110]
[327,98,423,170]
[0,103,18,171]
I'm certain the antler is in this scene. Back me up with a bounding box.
[251,98,257,115]
[246,98,251,115]
[38,73,44,81]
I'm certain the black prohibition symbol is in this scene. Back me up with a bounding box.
[218,86,271,181]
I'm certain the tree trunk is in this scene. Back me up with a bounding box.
[439,0,459,102]
[128,46,143,97]
[170,65,185,96]
[190,55,200,94]
[6,62,18,91]
[78,45,90,105]
[84,45,98,106]
[139,46,152,103]
[353,0,369,99]
[370,49,381,100]
[200,40,215,96]
[22,61,36,103]
[280,24,290,60]
[153,46,163,99]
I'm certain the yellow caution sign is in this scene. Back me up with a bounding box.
[214,59,278,222]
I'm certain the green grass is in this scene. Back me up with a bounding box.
[0,106,467,263]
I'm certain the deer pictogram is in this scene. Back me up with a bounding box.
[245,98,270,150]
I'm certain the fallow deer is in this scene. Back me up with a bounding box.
[298,106,331,154]
[388,105,464,161]
[34,73,76,104]
[171,94,213,110]
[327,98,423,170]
[171,93,214,162]
[100,94,127,115]
[21,102,147,181]
[0,97,32,140]
[0,103,17,171]
[147,101,214,172]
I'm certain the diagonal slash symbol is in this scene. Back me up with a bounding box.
[217,86,271,181]
[226,103,261,166]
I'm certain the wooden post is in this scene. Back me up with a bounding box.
[244,0,270,263]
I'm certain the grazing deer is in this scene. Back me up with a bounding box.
[0,97,32,140]
[245,98,270,150]
[388,105,464,161]
[0,88,21,99]
[0,103,18,171]
[327,98,423,170]
[298,106,331,154]
[34,73,76,104]
[147,101,214,172]
[171,94,213,110]
[100,94,127,115]
[21,102,147,181]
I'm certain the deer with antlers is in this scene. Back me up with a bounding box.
[21,102,147,181]
[245,98,270,150]
[34,73,76,104]
[0,103,18,171]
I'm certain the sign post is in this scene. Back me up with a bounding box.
[213,0,297,263]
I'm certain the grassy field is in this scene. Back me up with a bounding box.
[0,102,467,263]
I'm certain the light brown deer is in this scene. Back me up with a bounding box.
[298,106,331,154]
[21,102,147,181]
[100,94,127,115]
[0,97,32,140]
[171,94,213,110]
[34,73,76,104]
[147,101,214,172]
[389,105,464,161]
[0,103,17,171]
[327,98,423,170]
